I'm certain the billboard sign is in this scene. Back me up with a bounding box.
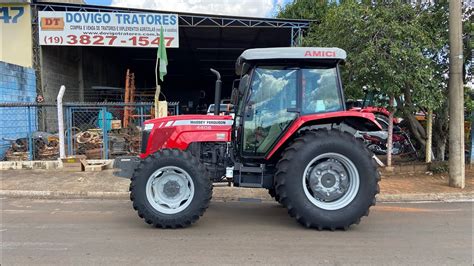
[38,11,179,48]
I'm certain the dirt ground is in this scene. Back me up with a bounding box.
[380,167,473,194]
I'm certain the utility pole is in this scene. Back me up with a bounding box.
[448,0,465,188]
[425,109,433,163]
[386,96,394,169]
[471,110,474,165]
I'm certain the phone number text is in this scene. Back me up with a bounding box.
[42,34,174,47]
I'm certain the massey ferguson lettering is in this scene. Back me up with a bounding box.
[190,120,227,125]
[169,120,233,127]
[304,50,337,57]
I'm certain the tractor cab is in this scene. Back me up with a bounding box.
[231,47,348,159]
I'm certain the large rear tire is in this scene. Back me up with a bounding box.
[275,129,380,230]
[130,149,212,228]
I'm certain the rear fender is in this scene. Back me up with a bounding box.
[266,111,381,160]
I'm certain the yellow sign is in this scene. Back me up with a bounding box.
[0,4,33,67]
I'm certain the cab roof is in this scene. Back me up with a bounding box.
[236,47,347,75]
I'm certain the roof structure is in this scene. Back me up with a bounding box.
[239,47,347,61]
[236,47,347,75]
[30,1,312,105]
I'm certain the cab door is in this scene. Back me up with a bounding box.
[240,67,299,157]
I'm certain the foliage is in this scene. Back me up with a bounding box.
[276,0,335,21]
[466,87,474,114]
[278,0,473,160]
[300,1,442,111]
[428,161,449,174]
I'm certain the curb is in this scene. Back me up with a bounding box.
[1,189,472,203]
[376,192,473,202]
[0,160,114,170]
[0,190,129,200]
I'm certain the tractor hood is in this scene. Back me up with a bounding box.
[140,115,233,158]
[145,114,234,129]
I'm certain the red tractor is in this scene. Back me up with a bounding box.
[114,47,382,230]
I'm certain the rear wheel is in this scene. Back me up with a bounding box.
[130,149,212,228]
[275,130,380,230]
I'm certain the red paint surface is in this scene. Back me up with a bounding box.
[350,106,400,124]
[140,115,232,158]
[141,112,380,161]
[265,111,381,159]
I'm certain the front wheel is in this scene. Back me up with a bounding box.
[130,149,212,228]
[275,130,380,230]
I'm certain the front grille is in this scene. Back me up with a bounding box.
[141,130,150,154]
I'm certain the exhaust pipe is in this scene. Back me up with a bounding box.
[210,68,221,115]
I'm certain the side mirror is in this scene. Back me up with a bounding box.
[232,79,240,90]
[244,102,254,121]
[231,88,239,105]
[231,79,240,105]
[239,75,249,96]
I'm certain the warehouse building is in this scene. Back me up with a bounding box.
[0,0,309,159]
[31,1,308,107]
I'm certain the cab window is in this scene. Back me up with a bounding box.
[302,68,343,114]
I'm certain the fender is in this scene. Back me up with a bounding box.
[265,111,382,160]
[350,106,400,124]
[141,115,232,158]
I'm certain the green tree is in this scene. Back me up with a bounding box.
[278,0,473,160]
[303,1,440,146]
[416,2,473,160]
[277,0,335,21]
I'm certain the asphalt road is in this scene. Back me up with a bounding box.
[1,198,472,265]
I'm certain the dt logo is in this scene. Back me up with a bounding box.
[40,17,64,30]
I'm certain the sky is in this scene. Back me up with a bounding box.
[84,0,293,17]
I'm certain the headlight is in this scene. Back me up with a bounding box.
[144,123,154,131]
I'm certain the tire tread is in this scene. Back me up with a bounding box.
[275,129,380,230]
[130,149,212,228]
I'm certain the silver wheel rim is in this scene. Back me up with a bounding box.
[145,166,195,214]
[302,153,360,210]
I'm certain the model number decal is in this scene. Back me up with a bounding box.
[197,126,211,130]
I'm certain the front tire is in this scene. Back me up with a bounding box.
[275,130,380,230]
[130,149,212,228]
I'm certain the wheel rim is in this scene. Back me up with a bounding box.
[302,153,360,210]
[145,166,195,214]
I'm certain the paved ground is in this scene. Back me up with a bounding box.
[1,169,473,201]
[1,198,472,265]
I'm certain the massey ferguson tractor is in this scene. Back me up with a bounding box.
[114,47,382,230]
